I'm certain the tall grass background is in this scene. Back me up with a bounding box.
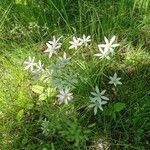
[0,0,149,43]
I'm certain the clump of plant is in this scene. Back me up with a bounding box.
[23,34,127,148]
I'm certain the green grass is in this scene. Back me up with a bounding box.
[0,0,150,149]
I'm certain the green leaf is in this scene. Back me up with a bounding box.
[26,103,34,109]
[22,137,28,145]
[114,102,126,112]
[31,85,44,94]
[39,93,47,100]
[16,109,24,121]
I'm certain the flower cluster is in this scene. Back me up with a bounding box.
[24,56,44,73]
[89,86,109,115]
[24,35,122,115]
[89,72,122,115]
[94,36,120,60]
[44,36,62,58]
[57,88,73,104]
[69,35,91,49]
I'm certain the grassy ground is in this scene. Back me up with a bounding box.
[0,0,150,149]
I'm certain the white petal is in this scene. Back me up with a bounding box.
[44,48,50,53]
[74,45,78,49]
[104,37,109,44]
[69,45,74,49]
[73,37,76,41]
[60,89,64,95]
[99,44,106,48]
[111,43,120,48]
[114,73,117,79]
[98,45,103,52]
[109,48,115,53]
[94,106,98,115]
[48,41,54,45]
[98,105,103,111]
[63,52,67,59]
[83,34,86,39]
[100,90,106,95]
[94,53,102,57]
[101,96,109,101]
[90,92,97,96]
[89,97,94,101]
[32,57,35,62]
[24,61,29,65]
[46,43,52,48]
[69,41,74,45]
[53,36,56,41]
[101,101,108,105]
[28,56,32,61]
[117,81,122,85]
[109,81,113,84]
[48,52,53,58]
[114,83,117,86]
[65,88,70,93]
[110,36,116,45]
[109,76,113,80]
[87,35,91,40]
[89,104,95,108]
[95,86,100,93]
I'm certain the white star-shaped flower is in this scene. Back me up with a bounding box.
[24,56,36,71]
[79,34,91,47]
[59,52,70,60]
[94,45,110,60]
[109,73,122,86]
[44,43,57,58]
[69,37,82,49]
[56,52,71,68]
[57,88,73,104]
[43,69,54,83]
[45,68,53,76]
[48,36,62,49]
[99,36,120,54]
[41,118,49,136]
[35,60,44,72]
[89,86,109,115]
[44,36,62,58]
